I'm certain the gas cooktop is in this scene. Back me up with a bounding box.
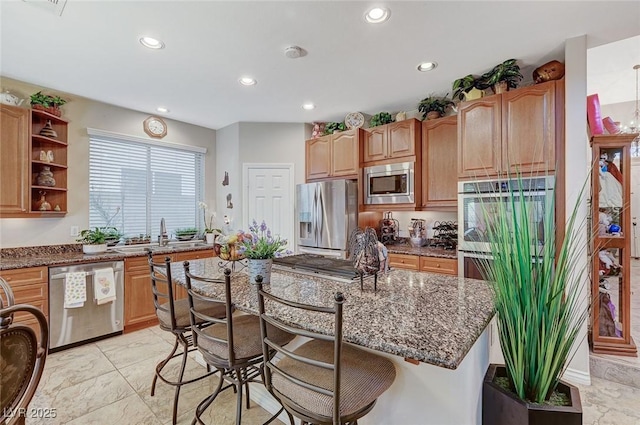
[273,254,361,281]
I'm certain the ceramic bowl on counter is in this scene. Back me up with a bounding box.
[409,237,427,247]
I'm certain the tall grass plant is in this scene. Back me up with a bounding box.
[475,175,589,403]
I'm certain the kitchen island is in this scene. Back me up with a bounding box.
[171,257,495,425]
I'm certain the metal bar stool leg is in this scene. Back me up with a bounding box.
[151,334,180,397]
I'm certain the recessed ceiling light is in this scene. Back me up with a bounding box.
[302,103,315,110]
[239,77,257,86]
[365,7,390,24]
[156,107,170,113]
[139,36,165,49]
[417,62,438,72]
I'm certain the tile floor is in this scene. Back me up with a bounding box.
[22,324,640,425]
[26,327,282,425]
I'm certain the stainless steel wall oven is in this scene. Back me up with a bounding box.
[457,175,555,278]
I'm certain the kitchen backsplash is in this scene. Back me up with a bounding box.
[386,211,457,239]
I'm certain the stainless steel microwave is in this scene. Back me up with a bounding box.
[364,162,415,204]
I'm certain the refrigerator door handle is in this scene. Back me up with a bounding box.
[313,185,319,245]
[317,185,324,246]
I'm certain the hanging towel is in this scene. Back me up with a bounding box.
[64,272,87,308]
[94,267,116,305]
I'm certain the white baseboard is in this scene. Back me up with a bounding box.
[562,367,591,386]
[248,384,296,424]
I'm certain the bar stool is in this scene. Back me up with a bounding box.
[1,277,48,425]
[147,252,227,424]
[256,277,397,425]
[183,263,295,425]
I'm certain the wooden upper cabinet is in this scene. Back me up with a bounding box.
[388,119,417,158]
[0,105,30,215]
[458,96,502,179]
[363,126,387,162]
[331,130,359,177]
[458,81,560,179]
[422,116,458,210]
[502,80,556,174]
[305,129,360,181]
[363,118,420,164]
[305,136,331,180]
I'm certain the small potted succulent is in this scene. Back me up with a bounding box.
[477,58,523,94]
[102,227,123,246]
[369,112,395,128]
[77,228,108,254]
[174,227,199,241]
[417,94,455,120]
[30,91,67,117]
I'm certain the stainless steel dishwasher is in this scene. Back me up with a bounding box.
[49,261,124,351]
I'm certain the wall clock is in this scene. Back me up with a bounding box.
[143,116,167,138]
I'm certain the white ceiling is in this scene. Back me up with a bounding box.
[1,1,639,130]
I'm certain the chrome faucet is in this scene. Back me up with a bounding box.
[158,218,169,246]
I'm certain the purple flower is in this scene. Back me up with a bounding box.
[260,221,267,232]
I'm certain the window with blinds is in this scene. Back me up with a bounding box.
[89,135,204,239]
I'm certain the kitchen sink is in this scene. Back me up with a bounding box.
[112,245,155,254]
[111,240,209,254]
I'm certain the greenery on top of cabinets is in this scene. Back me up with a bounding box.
[30,91,67,108]
[417,94,454,119]
[478,58,523,91]
[323,122,347,135]
[369,112,395,127]
[452,74,484,101]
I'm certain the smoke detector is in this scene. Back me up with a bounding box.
[284,46,305,59]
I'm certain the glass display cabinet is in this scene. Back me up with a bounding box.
[591,134,638,356]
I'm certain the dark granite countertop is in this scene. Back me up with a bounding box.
[0,243,215,270]
[170,257,494,370]
[384,242,457,259]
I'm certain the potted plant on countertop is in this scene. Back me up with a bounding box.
[239,220,289,284]
[417,94,455,120]
[477,58,523,94]
[30,91,67,117]
[198,201,221,244]
[102,227,123,247]
[369,112,395,128]
[452,74,486,102]
[475,174,587,425]
[77,227,108,254]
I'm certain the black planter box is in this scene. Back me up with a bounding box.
[482,364,582,425]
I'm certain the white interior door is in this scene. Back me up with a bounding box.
[243,164,294,250]
[631,158,640,258]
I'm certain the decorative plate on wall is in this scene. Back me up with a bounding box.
[344,112,365,129]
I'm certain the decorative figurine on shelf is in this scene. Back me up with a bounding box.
[599,153,623,208]
[36,191,52,211]
[36,166,56,187]
[39,120,58,138]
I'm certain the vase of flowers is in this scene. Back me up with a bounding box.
[198,202,221,244]
[239,220,289,284]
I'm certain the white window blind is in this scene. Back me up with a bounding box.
[89,136,204,239]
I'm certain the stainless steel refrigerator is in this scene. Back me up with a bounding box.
[296,179,357,258]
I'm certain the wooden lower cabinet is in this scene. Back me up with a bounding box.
[0,266,49,336]
[419,256,457,276]
[388,253,420,271]
[124,250,214,332]
[388,253,457,275]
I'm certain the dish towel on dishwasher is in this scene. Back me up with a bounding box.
[64,272,87,308]
[94,267,116,305]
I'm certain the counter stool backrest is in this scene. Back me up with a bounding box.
[147,251,178,331]
[183,262,236,367]
[256,277,345,425]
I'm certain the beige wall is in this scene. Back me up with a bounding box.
[215,121,310,231]
[0,77,216,248]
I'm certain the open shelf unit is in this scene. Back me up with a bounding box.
[30,109,68,215]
